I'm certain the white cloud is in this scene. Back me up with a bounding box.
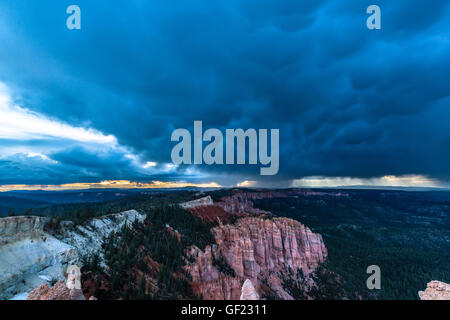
[237,180,257,187]
[26,152,58,163]
[292,175,445,188]
[143,161,157,168]
[0,82,214,184]
[0,82,116,145]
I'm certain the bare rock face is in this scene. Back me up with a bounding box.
[181,190,348,222]
[419,281,450,300]
[181,191,277,218]
[0,216,77,300]
[27,281,71,300]
[181,196,233,224]
[215,189,348,215]
[240,279,259,300]
[27,281,90,300]
[216,193,272,215]
[66,210,146,259]
[0,210,145,300]
[181,196,214,209]
[186,217,327,300]
[0,216,47,245]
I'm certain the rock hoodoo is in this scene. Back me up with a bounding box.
[240,279,259,300]
[186,216,327,300]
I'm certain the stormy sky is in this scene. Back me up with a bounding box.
[0,0,449,189]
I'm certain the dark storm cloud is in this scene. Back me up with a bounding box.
[0,0,449,186]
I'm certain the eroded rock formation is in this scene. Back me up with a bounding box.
[181,196,232,224]
[240,279,259,300]
[26,281,85,300]
[0,210,145,300]
[4,190,333,300]
[214,189,348,215]
[186,217,327,300]
[181,196,214,209]
[26,280,95,300]
[0,216,77,300]
[419,281,450,300]
[215,192,272,215]
[0,216,47,245]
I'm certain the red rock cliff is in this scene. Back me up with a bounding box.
[215,191,283,215]
[186,216,327,300]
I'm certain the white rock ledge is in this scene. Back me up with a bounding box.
[0,210,145,300]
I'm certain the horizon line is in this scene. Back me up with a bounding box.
[0,179,449,192]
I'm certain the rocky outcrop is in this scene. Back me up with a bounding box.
[181,195,246,224]
[181,190,346,221]
[0,216,47,245]
[27,282,71,300]
[240,279,259,300]
[215,189,348,215]
[65,210,146,259]
[181,192,276,216]
[187,206,233,224]
[0,217,77,300]
[186,217,327,300]
[181,196,233,224]
[216,193,271,215]
[181,196,214,209]
[419,281,450,300]
[26,281,92,300]
[0,210,145,300]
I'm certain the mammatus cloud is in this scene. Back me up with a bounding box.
[0,1,449,188]
[0,82,192,184]
[0,180,222,192]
